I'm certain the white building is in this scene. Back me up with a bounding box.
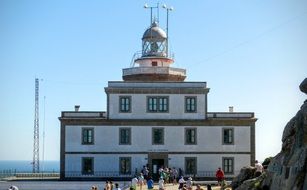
[59,17,257,181]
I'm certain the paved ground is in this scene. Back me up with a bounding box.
[0,181,231,190]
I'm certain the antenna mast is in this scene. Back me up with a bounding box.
[162,4,173,57]
[33,78,40,173]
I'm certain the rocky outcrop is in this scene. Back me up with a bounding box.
[299,78,307,94]
[233,78,307,190]
[232,166,256,189]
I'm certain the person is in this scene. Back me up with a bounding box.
[186,177,192,190]
[206,184,212,190]
[172,167,178,185]
[8,186,19,190]
[158,177,165,190]
[196,184,204,190]
[142,165,149,181]
[220,180,228,190]
[138,173,145,190]
[131,176,138,190]
[105,181,111,190]
[91,186,98,190]
[215,167,225,186]
[114,183,121,190]
[147,176,154,189]
[178,176,185,190]
[109,181,113,190]
[255,160,264,177]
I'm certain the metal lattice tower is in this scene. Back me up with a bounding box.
[32,78,40,173]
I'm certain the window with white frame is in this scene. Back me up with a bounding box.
[185,96,197,112]
[119,157,131,175]
[148,96,169,112]
[119,128,131,145]
[223,128,234,145]
[119,96,131,112]
[185,128,197,144]
[82,128,94,145]
[223,157,234,174]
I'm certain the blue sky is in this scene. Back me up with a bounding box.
[0,0,306,163]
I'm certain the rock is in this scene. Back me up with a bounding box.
[299,78,307,94]
[233,78,307,190]
[231,166,256,189]
[235,173,267,190]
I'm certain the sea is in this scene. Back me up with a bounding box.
[0,160,59,173]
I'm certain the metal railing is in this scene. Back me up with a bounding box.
[65,171,133,178]
[63,170,239,178]
[61,111,106,118]
[122,67,186,76]
[207,112,254,118]
[0,170,59,180]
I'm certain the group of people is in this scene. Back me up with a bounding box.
[91,181,121,190]
[130,165,181,190]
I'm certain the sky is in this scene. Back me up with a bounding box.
[0,0,306,163]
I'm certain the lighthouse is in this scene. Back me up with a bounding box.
[59,5,256,181]
[122,20,186,81]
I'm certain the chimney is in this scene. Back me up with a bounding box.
[75,105,80,112]
[229,106,234,112]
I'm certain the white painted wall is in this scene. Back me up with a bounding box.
[108,94,206,119]
[65,125,251,152]
[169,154,251,176]
[65,154,147,176]
[65,154,250,177]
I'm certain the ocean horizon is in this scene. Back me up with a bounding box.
[0,160,59,172]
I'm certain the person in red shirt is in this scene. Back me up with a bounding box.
[215,167,225,186]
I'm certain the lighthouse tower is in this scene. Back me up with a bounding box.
[122,21,186,81]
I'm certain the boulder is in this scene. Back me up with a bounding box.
[231,166,256,189]
[299,78,307,94]
[234,78,307,190]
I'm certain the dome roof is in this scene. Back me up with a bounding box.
[142,22,167,41]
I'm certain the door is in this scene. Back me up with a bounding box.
[152,159,164,181]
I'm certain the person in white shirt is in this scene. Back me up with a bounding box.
[8,186,19,190]
[158,177,165,190]
[186,177,192,190]
[114,183,121,190]
[131,176,138,190]
[255,160,264,177]
[178,176,185,190]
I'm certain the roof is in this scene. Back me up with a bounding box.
[142,22,167,41]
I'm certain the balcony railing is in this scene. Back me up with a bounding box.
[64,170,239,178]
[207,112,254,118]
[61,112,106,118]
[122,67,186,77]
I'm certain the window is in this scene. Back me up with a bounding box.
[185,97,197,112]
[119,128,131,145]
[152,128,164,145]
[119,157,131,175]
[185,157,197,175]
[148,97,169,112]
[119,96,131,112]
[82,157,94,175]
[82,128,94,145]
[223,157,234,174]
[185,128,197,144]
[152,61,158,66]
[223,128,234,145]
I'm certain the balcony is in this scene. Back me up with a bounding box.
[61,111,106,118]
[207,112,254,118]
[122,66,186,77]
